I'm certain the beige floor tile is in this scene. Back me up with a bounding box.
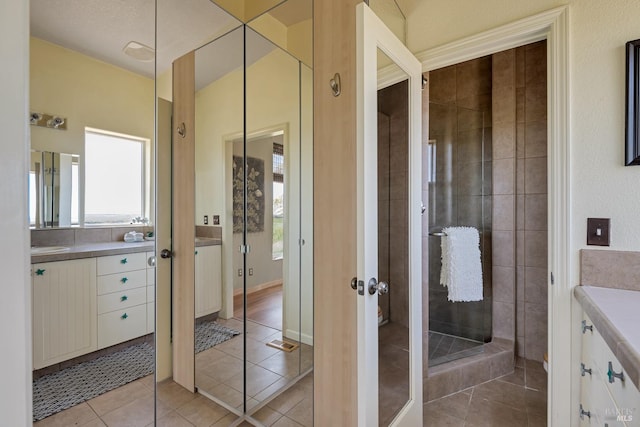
[528,412,547,426]
[195,372,221,396]
[138,374,155,390]
[465,394,528,427]
[246,322,280,341]
[266,385,307,415]
[227,364,282,397]
[210,413,242,427]
[524,389,547,417]
[150,410,195,427]
[206,382,244,408]
[201,354,245,384]
[253,377,290,402]
[176,395,229,427]
[423,390,471,421]
[271,416,303,427]
[473,378,527,410]
[196,348,228,367]
[258,351,302,378]
[422,407,465,426]
[34,403,98,427]
[100,395,170,427]
[284,397,312,427]
[251,406,283,426]
[497,366,526,387]
[157,380,198,409]
[87,380,151,416]
[80,418,107,427]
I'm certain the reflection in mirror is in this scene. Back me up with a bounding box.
[191,17,313,423]
[369,0,407,45]
[29,150,79,228]
[29,0,156,424]
[376,47,410,426]
[247,0,312,67]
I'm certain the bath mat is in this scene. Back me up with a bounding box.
[33,321,239,422]
[195,320,241,353]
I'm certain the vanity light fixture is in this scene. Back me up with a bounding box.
[123,41,155,62]
[29,112,67,130]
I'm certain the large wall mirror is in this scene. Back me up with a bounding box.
[30,0,312,426]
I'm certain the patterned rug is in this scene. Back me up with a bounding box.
[33,321,240,421]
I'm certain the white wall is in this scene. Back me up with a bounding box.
[194,47,313,343]
[407,0,640,285]
[30,37,156,223]
[0,0,31,424]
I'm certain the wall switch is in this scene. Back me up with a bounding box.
[587,218,610,246]
[204,215,208,225]
[238,268,243,277]
[248,268,254,276]
[213,215,220,225]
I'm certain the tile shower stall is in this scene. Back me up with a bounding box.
[423,40,549,392]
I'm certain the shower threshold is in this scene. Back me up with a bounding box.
[428,331,485,367]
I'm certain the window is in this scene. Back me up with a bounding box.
[84,129,147,225]
[272,143,284,260]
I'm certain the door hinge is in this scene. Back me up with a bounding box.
[550,271,555,285]
[240,245,251,254]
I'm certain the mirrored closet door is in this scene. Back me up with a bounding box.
[159,0,314,425]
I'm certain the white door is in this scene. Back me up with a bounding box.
[356,3,423,426]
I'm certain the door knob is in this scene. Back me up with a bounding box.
[160,249,172,259]
[368,278,389,295]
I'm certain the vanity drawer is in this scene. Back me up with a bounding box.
[599,338,640,425]
[97,269,146,295]
[97,252,146,275]
[97,304,147,349]
[147,285,154,303]
[97,287,147,315]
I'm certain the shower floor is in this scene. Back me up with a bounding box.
[428,331,484,367]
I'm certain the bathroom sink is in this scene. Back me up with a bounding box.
[31,246,71,255]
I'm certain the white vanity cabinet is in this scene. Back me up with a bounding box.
[195,245,222,318]
[579,312,640,426]
[96,253,148,349]
[32,258,97,370]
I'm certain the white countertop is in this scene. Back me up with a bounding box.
[581,286,640,356]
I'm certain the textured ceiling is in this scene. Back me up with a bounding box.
[30,0,269,78]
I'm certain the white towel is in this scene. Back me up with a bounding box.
[439,226,483,302]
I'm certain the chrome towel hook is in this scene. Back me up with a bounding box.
[330,73,341,97]
[177,122,186,138]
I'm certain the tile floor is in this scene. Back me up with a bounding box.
[423,357,548,426]
[33,371,313,427]
[196,318,313,413]
[34,357,545,426]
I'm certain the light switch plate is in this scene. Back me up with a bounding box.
[587,218,610,246]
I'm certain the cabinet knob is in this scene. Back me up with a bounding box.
[120,258,128,264]
[121,295,128,302]
[121,313,128,320]
[195,250,198,255]
[581,320,593,334]
[607,361,624,383]
[121,277,128,283]
[35,269,46,276]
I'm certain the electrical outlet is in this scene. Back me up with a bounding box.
[204,215,208,225]
[587,218,610,246]
[238,268,243,277]
[248,268,254,276]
